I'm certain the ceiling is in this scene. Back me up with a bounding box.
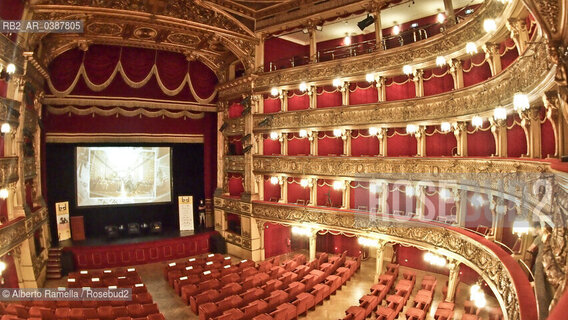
[279,0,484,45]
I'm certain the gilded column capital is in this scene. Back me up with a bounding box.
[449,58,462,72]
[412,69,424,82]
[506,18,528,37]
[483,42,500,56]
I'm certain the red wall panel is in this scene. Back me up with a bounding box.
[462,53,492,87]
[316,86,342,108]
[467,124,495,157]
[288,134,310,156]
[264,223,291,258]
[264,96,281,113]
[507,115,527,157]
[349,83,378,105]
[423,67,453,96]
[263,136,281,155]
[385,76,415,101]
[317,180,343,208]
[317,132,343,156]
[228,174,244,197]
[264,177,281,202]
[425,127,456,156]
[351,130,380,156]
[542,117,556,158]
[287,90,310,111]
[287,178,310,204]
[387,128,416,156]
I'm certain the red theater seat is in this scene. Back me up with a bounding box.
[252,314,273,320]
[97,306,115,320]
[269,303,296,320]
[126,304,146,318]
[243,299,269,318]
[112,306,129,318]
[311,283,330,305]
[241,287,264,305]
[405,307,426,320]
[359,294,379,316]
[324,275,342,294]
[55,307,71,320]
[293,292,315,316]
[262,279,283,292]
[147,313,166,320]
[345,306,365,320]
[434,308,454,320]
[284,281,305,298]
[5,304,28,318]
[264,290,288,309]
[375,306,397,320]
[220,273,240,285]
[28,306,55,320]
[191,289,219,314]
[217,308,244,320]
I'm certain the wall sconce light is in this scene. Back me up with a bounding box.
[291,226,312,237]
[440,122,452,132]
[0,189,8,199]
[270,176,279,185]
[512,220,531,237]
[299,82,308,92]
[270,87,279,96]
[436,13,446,23]
[483,19,497,33]
[392,24,400,35]
[332,181,343,190]
[470,283,487,308]
[369,183,382,194]
[406,124,418,135]
[493,107,507,121]
[0,63,15,81]
[343,34,351,46]
[368,127,378,136]
[300,179,309,188]
[424,252,447,267]
[299,129,308,138]
[0,260,6,285]
[269,131,279,140]
[471,116,484,128]
[333,128,343,137]
[358,237,378,247]
[365,73,376,83]
[513,93,530,112]
[436,56,447,67]
[402,65,413,75]
[466,42,478,55]
[332,78,342,87]
[1,123,10,135]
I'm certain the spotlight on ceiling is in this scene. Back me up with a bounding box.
[357,14,375,31]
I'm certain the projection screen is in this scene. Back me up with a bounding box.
[76,146,172,207]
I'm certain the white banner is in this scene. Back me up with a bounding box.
[178,196,194,231]
[55,201,71,241]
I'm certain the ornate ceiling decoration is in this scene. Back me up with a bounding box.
[28,0,259,80]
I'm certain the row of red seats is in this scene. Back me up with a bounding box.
[404,275,437,320]
[376,270,417,320]
[67,268,141,289]
[342,263,400,320]
[0,303,161,320]
[163,254,233,285]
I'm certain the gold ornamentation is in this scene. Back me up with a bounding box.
[225,155,245,172]
[45,105,205,119]
[0,207,49,257]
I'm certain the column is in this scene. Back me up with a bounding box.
[342,82,350,106]
[280,90,288,112]
[380,182,389,214]
[309,178,318,206]
[216,107,226,195]
[370,1,383,50]
[449,58,464,90]
[415,126,426,157]
[415,185,425,219]
[520,106,542,158]
[377,76,386,102]
[490,117,508,157]
[255,33,265,71]
[255,134,264,155]
[378,128,387,156]
[413,69,424,98]
[543,91,568,157]
[307,23,318,63]
[456,189,468,227]
[310,131,318,155]
[483,42,502,76]
[374,240,388,282]
[256,175,264,201]
[280,134,288,155]
[446,260,461,301]
[344,129,352,156]
[490,197,506,241]
[453,122,468,157]
[309,230,317,261]
[506,18,529,54]
[342,180,350,210]
[241,96,256,201]
[279,177,287,203]
[443,0,456,25]
[309,86,317,109]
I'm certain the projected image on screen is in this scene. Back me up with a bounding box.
[76,147,172,207]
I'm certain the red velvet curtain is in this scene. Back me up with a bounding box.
[316,233,361,257]
[0,253,19,288]
[463,53,492,87]
[423,66,453,96]
[0,0,24,41]
[287,178,310,204]
[264,38,309,72]
[228,174,244,197]
[189,61,218,99]
[465,191,492,230]
[263,96,281,113]
[385,76,415,101]
[25,179,33,209]
[542,116,556,158]
[317,132,343,156]
[264,177,281,202]
[467,124,495,156]
[425,126,456,156]
[228,102,243,118]
[316,86,342,108]
[287,90,310,111]
[507,115,527,157]
[121,46,155,81]
[49,48,83,91]
[499,38,519,71]
[0,80,7,98]
[263,135,281,155]
[387,184,416,214]
[350,181,370,210]
[84,46,121,85]
[387,128,416,156]
[264,223,292,258]
[349,82,378,105]
[351,130,380,156]
[287,133,310,156]
[317,179,342,208]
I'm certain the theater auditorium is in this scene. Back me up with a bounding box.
[0,0,567,319]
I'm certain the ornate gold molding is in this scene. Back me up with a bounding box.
[43,97,216,112]
[0,98,21,129]
[225,155,245,172]
[250,42,552,129]
[218,76,254,100]
[0,157,20,186]
[0,207,49,258]
[214,196,252,216]
[223,117,245,136]
[23,157,36,180]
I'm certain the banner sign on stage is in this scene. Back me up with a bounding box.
[178,196,194,231]
[55,201,71,241]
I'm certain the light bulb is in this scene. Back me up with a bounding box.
[466,42,478,55]
[333,129,342,137]
[368,127,378,136]
[343,35,351,46]
[6,63,15,75]
[269,131,279,140]
[406,186,415,197]
[332,78,342,87]
[483,19,497,33]
[406,124,418,134]
[332,181,343,190]
[299,129,308,138]
[299,82,307,92]
[513,93,530,111]
[440,122,452,132]
[437,13,446,23]
[436,56,447,67]
[365,73,375,83]
[392,25,400,35]
[493,107,507,120]
[0,189,8,199]
[403,65,413,75]
[270,176,279,185]
[300,179,309,188]
[1,123,10,134]
[270,87,279,96]
[471,116,483,127]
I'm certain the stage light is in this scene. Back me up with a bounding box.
[300,179,309,188]
[483,19,497,33]
[0,189,8,199]
[466,42,477,55]
[392,24,400,35]
[269,131,279,140]
[440,122,452,132]
[168,262,176,267]
[471,116,483,127]
[332,181,343,190]
[365,73,376,82]
[513,93,530,111]
[411,22,418,28]
[299,82,308,92]
[333,128,343,137]
[403,65,413,75]
[436,56,446,67]
[270,87,279,96]
[134,283,144,287]
[437,13,446,23]
[357,14,375,31]
[368,127,378,136]
[299,129,308,138]
[6,63,15,75]
[270,176,279,185]
[493,107,507,121]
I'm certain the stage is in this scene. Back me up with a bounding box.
[61,229,218,269]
